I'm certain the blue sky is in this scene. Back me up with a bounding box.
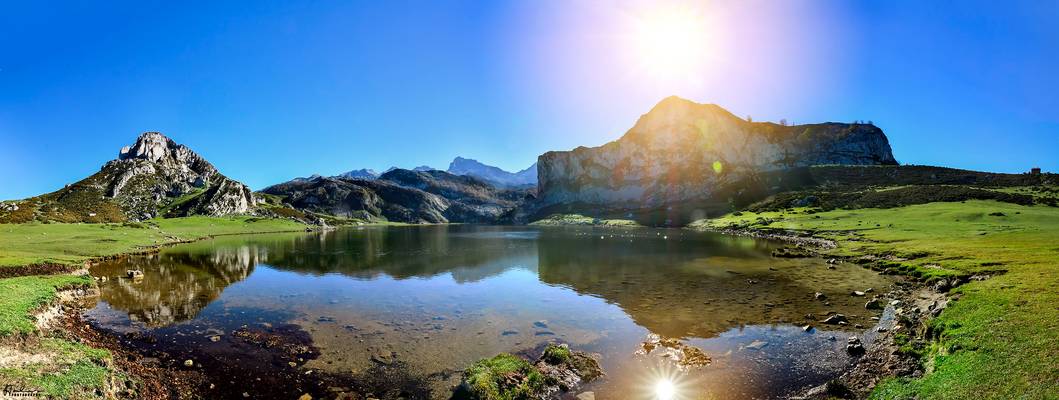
[1,1,1057,199]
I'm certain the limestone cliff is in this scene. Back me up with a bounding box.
[537,96,897,208]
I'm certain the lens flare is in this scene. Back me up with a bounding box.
[655,378,677,400]
[636,358,697,400]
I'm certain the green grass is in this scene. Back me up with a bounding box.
[529,213,641,227]
[541,344,572,364]
[0,216,307,267]
[0,274,92,336]
[692,200,1059,399]
[0,216,309,399]
[463,353,544,400]
[0,338,113,399]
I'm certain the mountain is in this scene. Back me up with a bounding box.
[446,157,537,188]
[536,96,897,211]
[412,165,435,172]
[336,169,379,180]
[0,132,256,223]
[260,169,529,224]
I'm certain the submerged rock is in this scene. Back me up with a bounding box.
[822,314,849,325]
[638,334,711,367]
[865,298,883,310]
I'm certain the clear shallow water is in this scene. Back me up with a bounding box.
[85,225,894,399]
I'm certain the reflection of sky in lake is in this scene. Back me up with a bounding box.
[86,225,894,399]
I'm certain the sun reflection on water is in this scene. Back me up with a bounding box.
[655,378,677,400]
[639,359,696,400]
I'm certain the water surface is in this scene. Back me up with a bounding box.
[86,225,893,399]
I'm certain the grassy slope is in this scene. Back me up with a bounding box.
[0,274,93,336]
[0,216,306,267]
[694,200,1059,399]
[0,216,308,398]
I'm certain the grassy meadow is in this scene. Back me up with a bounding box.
[0,216,309,398]
[0,216,307,267]
[694,200,1059,399]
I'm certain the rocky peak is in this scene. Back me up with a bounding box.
[536,96,898,210]
[447,157,537,188]
[101,132,255,219]
[119,132,172,162]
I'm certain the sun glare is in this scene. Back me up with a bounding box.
[655,378,677,400]
[628,6,711,83]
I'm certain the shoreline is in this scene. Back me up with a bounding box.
[0,221,324,398]
[7,222,961,398]
[690,225,955,399]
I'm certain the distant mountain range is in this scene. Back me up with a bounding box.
[3,96,966,226]
[331,158,536,189]
[336,169,378,180]
[261,169,529,224]
[447,157,537,188]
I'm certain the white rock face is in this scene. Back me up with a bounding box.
[538,97,897,208]
[101,132,257,218]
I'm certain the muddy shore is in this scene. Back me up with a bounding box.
[697,226,960,399]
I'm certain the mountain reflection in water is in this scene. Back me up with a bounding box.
[87,225,895,399]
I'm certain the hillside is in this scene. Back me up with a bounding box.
[0,132,257,223]
[260,169,529,224]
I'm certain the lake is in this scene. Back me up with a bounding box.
[85,225,894,399]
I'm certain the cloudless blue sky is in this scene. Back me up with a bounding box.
[2,0,1057,199]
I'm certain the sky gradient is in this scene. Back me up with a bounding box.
[2,1,1057,200]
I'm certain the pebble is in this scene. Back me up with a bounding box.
[183,359,194,367]
[745,340,769,350]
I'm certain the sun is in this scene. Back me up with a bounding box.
[628,6,711,83]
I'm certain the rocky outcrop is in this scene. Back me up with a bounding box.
[537,96,897,209]
[447,156,537,188]
[6,132,257,222]
[260,169,529,223]
[102,132,256,219]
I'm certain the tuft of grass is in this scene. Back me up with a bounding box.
[541,344,572,365]
[693,200,1059,398]
[0,274,92,336]
[463,353,544,400]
